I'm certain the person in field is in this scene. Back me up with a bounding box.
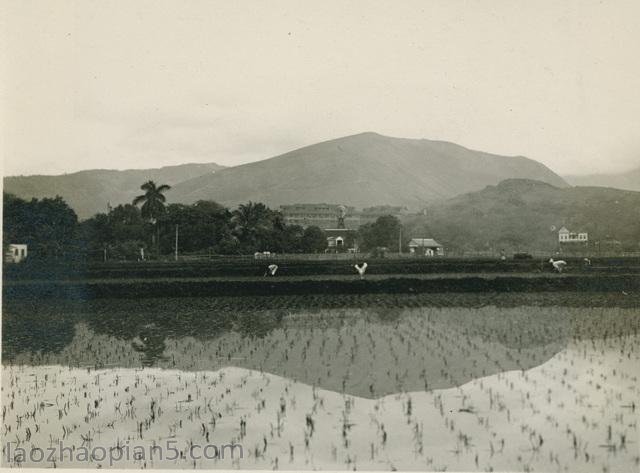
[549,258,567,273]
[354,262,368,279]
[264,264,278,277]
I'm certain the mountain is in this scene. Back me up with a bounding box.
[3,133,568,218]
[564,166,640,192]
[4,162,225,219]
[404,179,640,253]
[168,133,568,210]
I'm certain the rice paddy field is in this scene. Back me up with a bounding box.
[2,294,639,471]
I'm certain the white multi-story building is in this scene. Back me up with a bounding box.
[558,227,588,243]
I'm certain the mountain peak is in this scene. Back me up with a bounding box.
[3,133,570,218]
[168,134,568,210]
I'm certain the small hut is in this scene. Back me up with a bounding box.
[408,238,444,256]
[4,244,28,263]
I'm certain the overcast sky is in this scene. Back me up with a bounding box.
[2,0,639,177]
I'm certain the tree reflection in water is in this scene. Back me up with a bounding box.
[131,323,168,366]
[0,296,595,397]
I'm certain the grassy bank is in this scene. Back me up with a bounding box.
[4,255,640,281]
[4,273,640,300]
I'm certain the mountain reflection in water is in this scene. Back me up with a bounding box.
[0,297,590,397]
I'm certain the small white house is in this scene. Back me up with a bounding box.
[408,238,444,256]
[327,236,345,248]
[5,244,28,263]
[324,228,357,253]
[558,227,588,243]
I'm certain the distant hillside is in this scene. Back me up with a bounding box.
[4,162,225,219]
[564,166,640,191]
[404,179,640,253]
[168,133,568,209]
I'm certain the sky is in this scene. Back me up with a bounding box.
[2,0,640,177]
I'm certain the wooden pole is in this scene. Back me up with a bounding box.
[174,224,179,261]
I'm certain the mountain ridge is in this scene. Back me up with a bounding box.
[404,178,640,252]
[3,133,571,219]
[564,166,640,191]
[4,162,225,219]
[168,132,568,210]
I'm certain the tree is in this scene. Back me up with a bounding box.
[109,204,148,243]
[269,224,304,253]
[78,204,148,261]
[77,213,112,253]
[301,226,327,253]
[109,239,148,261]
[132,181,171,222]
[3,193,79,259]
[232,201,277,252]
[358,215,402,251]
[157,201,233,254]
[132,180,171,249]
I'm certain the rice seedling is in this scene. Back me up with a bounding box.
[2,299,638,470]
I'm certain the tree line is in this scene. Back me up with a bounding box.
[3,180,404,261]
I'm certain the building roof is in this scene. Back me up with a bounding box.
[280,203,356,214]
[324,228,357,237]
[559,227,588,234]
[408,238,442,247]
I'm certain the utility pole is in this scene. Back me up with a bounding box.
[398,227,402,255]
[174,224,179,261]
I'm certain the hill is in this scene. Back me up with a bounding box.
[564,166,640,191]
[404,179,640,254]
[168,132,568,209]
[3,162,225,219]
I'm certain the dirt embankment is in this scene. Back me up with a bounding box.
[3,273,640,300]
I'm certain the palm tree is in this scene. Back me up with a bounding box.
[232,201,273,250]
[133,180,171,248]
[133,181,171,221]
